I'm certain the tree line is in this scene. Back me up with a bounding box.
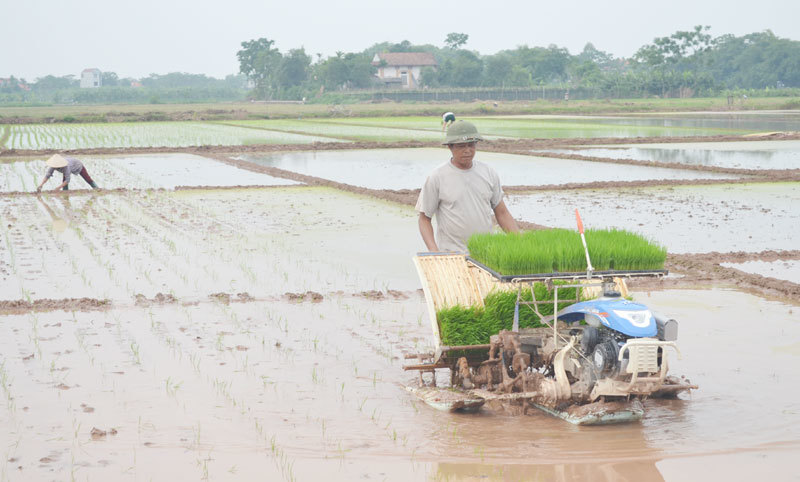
[2,27,799,104]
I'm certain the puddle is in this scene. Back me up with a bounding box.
[506,182,800,254]
[541,140,800,170]
[0,154,301,192]
[4,122,340,149]
[240,148,737,190]
[722,259,800,284]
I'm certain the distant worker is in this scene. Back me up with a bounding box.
[441,111,456,131]
[36,154,99,192]
[417,120,519,252]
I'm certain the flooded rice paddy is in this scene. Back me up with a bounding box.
[241,148,737,190]
[318,115,755,138]
[1,115,799,480]
[542,140,800,170]
[722,259,800,284]
[2,122,341,150]
[0,187,420,302]
[4,110,797,151]
[1,287,798,481]
[0,154,301,192]
[507,182,800,254]
[490,110,800,133]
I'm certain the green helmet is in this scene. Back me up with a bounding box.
[443,120,484,145]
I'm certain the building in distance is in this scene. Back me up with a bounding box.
[372,53,437,89]
[80,68,102,88]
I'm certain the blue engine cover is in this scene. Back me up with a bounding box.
[557,298,657,338]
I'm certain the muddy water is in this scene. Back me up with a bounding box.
[722,259,800,284]
[542,140,800,170]
[0,154,300,192]
[241,148,736,191]
[1,288,798,481]
[507,182,800,254]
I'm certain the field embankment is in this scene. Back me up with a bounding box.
[1,97,799,124]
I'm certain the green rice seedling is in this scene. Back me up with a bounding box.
[437,283,582,345]
[468,228,667,275]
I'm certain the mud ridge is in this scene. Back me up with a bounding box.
[521,151,780,177]
[626,251,800,303]
[0,297,111,314]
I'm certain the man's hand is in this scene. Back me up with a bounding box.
[494,201,520,233]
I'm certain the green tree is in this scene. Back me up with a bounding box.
[278,48,311,88]
[315,52,376,90]
[445,33,469,49]
[101,71,119,87]
[440,50,483,87]
[483,55,513,86]
[33,75,77,91]
[237,38,283,98]
[633,25,713,68]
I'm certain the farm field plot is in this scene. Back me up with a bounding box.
[240,148,738,190]
[320,115,755,138]
[1,288,798,480]
[628,109,800,131]
[0,186,420,302]
[540,140,800,170]
[488,110,800,132]
[3,122,341,150]
[224,119,463,142]
[506,182,800,254]
[722,259,800,284]
[0,154,300,192]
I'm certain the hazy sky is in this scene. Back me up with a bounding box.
[3,0,798,80]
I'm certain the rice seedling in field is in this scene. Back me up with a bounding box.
[438,283,580,346]
[468,228,667,275]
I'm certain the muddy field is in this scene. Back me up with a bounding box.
[1,120,800,481]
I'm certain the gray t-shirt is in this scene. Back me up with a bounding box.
[44,157,84,185]
[416,160,504,253]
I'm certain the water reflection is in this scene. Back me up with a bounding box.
[541,141,800,170]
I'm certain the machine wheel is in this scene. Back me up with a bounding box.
[592,340,619,375]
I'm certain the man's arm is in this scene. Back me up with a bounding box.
[418,213,439,251]
[493,200,519,233]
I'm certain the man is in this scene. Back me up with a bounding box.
[36,154,99,192]
[416,120,519,252]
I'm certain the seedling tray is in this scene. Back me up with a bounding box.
[466,257,668,283]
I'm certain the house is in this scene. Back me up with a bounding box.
[80,68,102,88]
[371,52,437,89]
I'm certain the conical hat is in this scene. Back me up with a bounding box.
[46,154,68,168]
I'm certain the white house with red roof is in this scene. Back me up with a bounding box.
[371,53,437,89]
[80,68,102,88]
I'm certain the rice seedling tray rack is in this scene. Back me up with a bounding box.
[465,256,669,283]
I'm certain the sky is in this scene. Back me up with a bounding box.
[2,0,799,80]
